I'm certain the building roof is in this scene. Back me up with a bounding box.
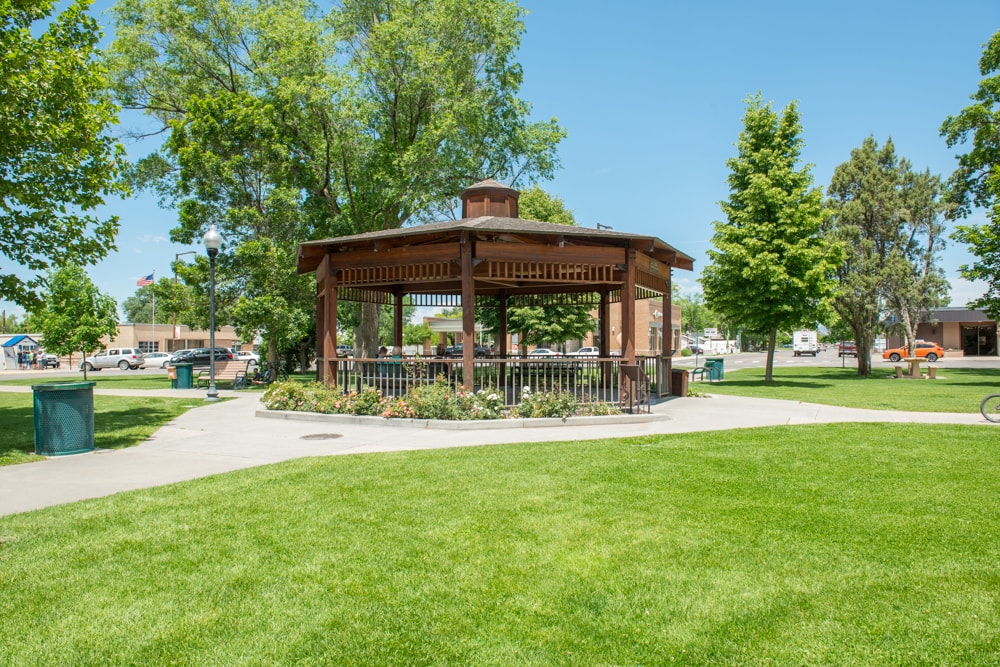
[1,334,38,348]
[298,216,695,274]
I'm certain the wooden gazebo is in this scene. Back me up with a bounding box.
[297,180,694,394]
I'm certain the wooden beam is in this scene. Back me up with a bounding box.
[475,241,625,265]
[636,251,673,280]
[622,249,637,363]
[461,234,475,391]
[329,243,461,270]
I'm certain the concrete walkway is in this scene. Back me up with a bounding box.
[0,386,991,517]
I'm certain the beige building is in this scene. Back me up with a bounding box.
[577,299,682,357]
[109,323,243,354]
[887,307,998,357]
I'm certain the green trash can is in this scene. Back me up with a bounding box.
[706,357,724,380]
[172,363,193,389]
[32,381,96,456]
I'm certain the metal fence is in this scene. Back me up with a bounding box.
[332,355,662,410]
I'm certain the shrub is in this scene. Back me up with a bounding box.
[510,386,578,419]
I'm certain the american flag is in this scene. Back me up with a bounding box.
[136,273,154,287]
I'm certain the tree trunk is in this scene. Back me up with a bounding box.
[764,328,777,383]
[356,302,381,358]
[267,336,278,381]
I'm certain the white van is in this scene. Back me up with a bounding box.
[793,330,818,357]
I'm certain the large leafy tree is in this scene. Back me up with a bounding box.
[107,0,564,360]
[702,94,837,382]
[941,29,1000,318]
[33,265,119,380]
[826,137,949,375]
[1,0,127,308]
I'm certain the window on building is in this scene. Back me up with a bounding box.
[138,341,159,353]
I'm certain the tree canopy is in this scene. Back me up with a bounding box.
[941,29,1000,318]
[702,94,837,381]
[825,137,948,375]
[107,0,565,360]
[1,0,127,308]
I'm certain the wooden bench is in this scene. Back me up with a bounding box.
[196,360,251,390]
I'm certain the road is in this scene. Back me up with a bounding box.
[671,348,1000,371]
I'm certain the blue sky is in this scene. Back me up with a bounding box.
[4,0,998,318]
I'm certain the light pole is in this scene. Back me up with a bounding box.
[202,225,222,402]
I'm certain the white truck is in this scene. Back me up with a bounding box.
[793,330,819,356]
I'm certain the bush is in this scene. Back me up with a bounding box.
[262,380,619,421]
[510,386,578,419]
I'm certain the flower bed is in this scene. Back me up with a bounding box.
[262,378,621,420]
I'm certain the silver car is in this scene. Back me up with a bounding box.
[80,347,145,371]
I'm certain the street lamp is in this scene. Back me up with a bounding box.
[202,225,222,402]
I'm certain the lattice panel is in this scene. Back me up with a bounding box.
[337,288,392,305]
[484,260,615,284]
[338,262,454,287]
[506,292,603,308]
[636,270,668,293]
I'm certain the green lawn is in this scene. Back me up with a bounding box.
[693,365,1000,412]
[0,394,202,466]
[0,423,997,665]
[0,373,175,390]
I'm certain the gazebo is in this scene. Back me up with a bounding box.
[297,180,694,402]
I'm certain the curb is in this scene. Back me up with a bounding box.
[255,407,671,430]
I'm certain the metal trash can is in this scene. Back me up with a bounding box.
[32,381,96,456]
[172,363,193,389]
[670,368,689,397]
[706,357,725,380]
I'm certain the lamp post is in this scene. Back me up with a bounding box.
[202,225,222,402]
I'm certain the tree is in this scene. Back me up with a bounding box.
[121,285,175,324]
[1,0,127,308]
[941,29,1000,319]
[107,0,564,361]
[826,137,949,375]
[702,94,838,382]
[33,265,118,380]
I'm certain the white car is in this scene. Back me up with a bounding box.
[566,346,599,358]
[141,352,173,369]
[233,350,260,364]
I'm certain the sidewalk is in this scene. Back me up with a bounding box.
[0,386,990,517]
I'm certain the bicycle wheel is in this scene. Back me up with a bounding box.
[981,394,1000,423]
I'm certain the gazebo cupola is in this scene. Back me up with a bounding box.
[461,179,519,218]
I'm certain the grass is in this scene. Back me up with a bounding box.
[0,372,314,391]
[693,365,1000,412]
[0,423,997,665]
[0,394,201,466]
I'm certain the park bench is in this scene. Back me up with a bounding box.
[195,360,251,390]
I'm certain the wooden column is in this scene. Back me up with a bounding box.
[317,254,338,383]
[460,232,475,391]
[660,272,672,397]
[392,287,404,351]
[622,249,637,363]
[598,288,611,388]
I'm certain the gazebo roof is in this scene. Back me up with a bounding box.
[297,216,694,275]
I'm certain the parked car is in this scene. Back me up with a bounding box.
[79,347,145,371]
[232,349,260,364]
[444,344,490,358]
[167,347,234,368]
[40,352,61,368]
[336,345,354,358]
[140,352,173,369]
[566,346,599,358]
[882,341,944,363]
[838,341,858,357]
[688,345,705,355]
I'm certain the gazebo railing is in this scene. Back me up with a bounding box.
[332,355,664,409]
